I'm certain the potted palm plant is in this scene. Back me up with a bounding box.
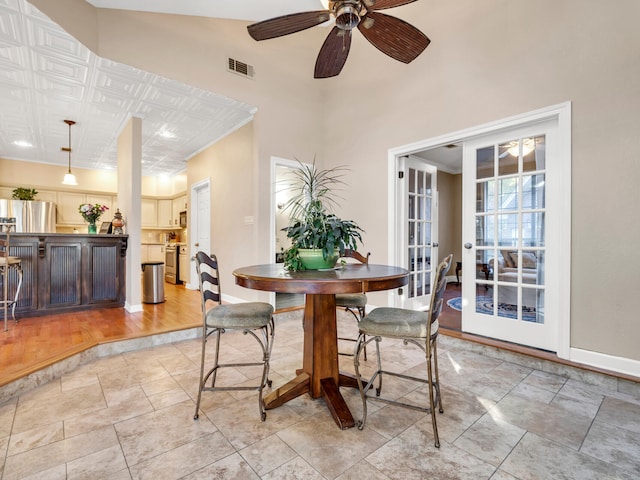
[280,161,363,271]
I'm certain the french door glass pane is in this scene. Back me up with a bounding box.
[523,136,546,172]
[475,136,546,323]
[498,178,518,211]
[476,147,495,179]
[407,166,433,299]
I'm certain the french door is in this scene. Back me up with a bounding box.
[462,121,559,351]
[398,157,438,311]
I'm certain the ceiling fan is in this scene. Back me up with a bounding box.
[247,0,430,79]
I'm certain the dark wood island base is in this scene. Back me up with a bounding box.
[1,233,128,318]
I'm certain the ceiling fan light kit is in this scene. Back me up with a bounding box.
[247,0,430,79]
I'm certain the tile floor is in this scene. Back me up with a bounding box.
[0,310,639,480]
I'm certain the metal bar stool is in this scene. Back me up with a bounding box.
[193,251,275,421]
[0,220,23,331]
[354,254,453,447]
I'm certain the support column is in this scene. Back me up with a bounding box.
[117,116,143,312]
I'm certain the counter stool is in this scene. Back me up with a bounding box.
[0,222,23,331]
[193,251,275,421]
[354,254,453,448]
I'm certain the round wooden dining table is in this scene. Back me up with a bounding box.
[233,263,408,429]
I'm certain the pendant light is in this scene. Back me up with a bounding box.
[61,119,78,185]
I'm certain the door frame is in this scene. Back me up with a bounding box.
[388,102,571,359]
[269,156,310,307]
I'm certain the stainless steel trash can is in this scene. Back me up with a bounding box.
[142,261,165,304]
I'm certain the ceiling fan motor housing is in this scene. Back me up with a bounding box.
[333,1,363,30]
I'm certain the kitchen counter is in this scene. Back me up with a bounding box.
[1,233,128,318]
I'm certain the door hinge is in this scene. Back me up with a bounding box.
[398,171,404,179]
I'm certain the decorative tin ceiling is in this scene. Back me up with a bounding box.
[0,0,259,177]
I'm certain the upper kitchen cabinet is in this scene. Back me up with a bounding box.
[141,198,157,227]
[157,199,173,228]
[141,198,180,228]
[171,195,187,227]
[57,192,112,225]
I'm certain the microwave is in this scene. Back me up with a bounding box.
[179,211,187,227]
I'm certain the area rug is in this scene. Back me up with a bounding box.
[446,296,537,322]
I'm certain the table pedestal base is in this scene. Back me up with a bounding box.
[263,371,358,430]
[262,294,360,429]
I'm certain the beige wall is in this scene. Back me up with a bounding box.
[0,158,117,194]
[320,0,640,364]
[25,1,640,369]
[187,122,264,301]
[437,172,462,273]
[0,157,186,199]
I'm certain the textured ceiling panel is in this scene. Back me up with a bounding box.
[86,0,325,22]
[0,0,257,177]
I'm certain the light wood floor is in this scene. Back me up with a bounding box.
[0,282,202,387]
[0,281,634,390]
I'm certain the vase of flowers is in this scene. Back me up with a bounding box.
[79,203,109,234]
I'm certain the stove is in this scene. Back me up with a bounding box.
[164,243,181,284]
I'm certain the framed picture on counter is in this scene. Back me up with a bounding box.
[99,222,112,234]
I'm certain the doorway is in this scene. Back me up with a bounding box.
[390,103,571,357]
[270,157,307,310]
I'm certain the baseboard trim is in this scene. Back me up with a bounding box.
[570,347,640,379]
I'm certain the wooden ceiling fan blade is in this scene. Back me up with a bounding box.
[314,27,352,79]
[247,11,331,41]
[357,12,430,63]
[364,0,418,10]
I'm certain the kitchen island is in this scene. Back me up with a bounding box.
[1,233,128,318]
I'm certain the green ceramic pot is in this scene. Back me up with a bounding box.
[298,248,339,270]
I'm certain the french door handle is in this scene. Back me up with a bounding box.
[432,243,439,247]
[464,243,473,249]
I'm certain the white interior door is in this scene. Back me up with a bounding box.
[398,157,438,311]
[188,178,210,289]
[462,122,558,351]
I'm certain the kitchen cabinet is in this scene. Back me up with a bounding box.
[141,198,179,228]
[171,195,187,227]
[178,245,189,283]
[141,199,157,227]
[57,192,86,224]
[141,244,164,263]
[157,199,172,228]
[57,192,113,225]
[148,244,164,262]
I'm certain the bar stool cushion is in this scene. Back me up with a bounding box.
[206,302,274,329]
[0,256,21,266]
[335,292,367,308]
[359,307,437,339]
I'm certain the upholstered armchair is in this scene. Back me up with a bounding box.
[488,250,540,308]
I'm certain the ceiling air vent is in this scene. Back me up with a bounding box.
[227,58,255,79]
